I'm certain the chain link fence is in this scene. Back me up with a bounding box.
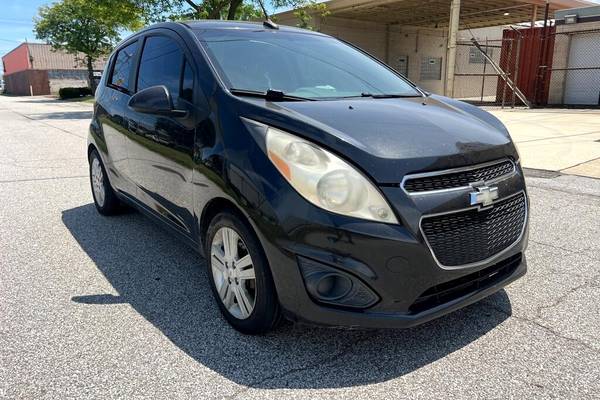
[453,36,519,106]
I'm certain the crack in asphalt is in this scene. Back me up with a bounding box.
[527,183,600,201]
[529,239,600,262]
[225,334,372,399]
[515,130,600,144]
[0,156,86,166]
[0,104,87,140]
[0,175,88,184]
[482,281,600,354]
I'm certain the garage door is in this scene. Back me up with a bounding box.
[564,33,600,105]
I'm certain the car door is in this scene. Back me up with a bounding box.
[99,39,139,196]
[126,31,198,236]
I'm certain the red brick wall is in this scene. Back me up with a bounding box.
[2,44,30,75]
[4,70,50,95]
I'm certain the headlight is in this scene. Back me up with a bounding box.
[265,126,398,224]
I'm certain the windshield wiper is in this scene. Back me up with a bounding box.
[360,92,423,99]
[229,88,314,102]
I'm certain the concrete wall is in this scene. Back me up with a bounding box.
[387,26,448,94]
[47,70,89,94]
[276,14,449,94]
[275,14,511,98]
[454,26,505,101]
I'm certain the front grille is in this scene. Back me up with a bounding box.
[409,253,522,314]
[403,159,515,193]
[421,192,526,267]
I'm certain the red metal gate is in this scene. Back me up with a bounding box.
[498,26,556,106]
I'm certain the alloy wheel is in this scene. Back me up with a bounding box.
[91,157,105,208]
[210,227,257,319]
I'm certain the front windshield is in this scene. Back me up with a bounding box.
[196,29,420,99]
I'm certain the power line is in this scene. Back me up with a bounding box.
[0,18,34,25]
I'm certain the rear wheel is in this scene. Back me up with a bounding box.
[89,149,121,215]
[205,211,282,334]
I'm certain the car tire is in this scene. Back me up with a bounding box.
[89,149,121,216]
[205,211,282,334]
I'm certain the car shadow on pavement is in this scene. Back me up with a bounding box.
[62,204,512,389]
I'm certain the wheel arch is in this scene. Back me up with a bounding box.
[199,197,251,250]
[87,143,98,161]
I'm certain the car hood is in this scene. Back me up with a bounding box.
[240,95,518,184]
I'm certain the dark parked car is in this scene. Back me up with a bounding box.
[88,20,528,334]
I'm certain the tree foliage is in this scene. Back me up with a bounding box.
[35,0,143,59]
[34,0,328,90]
[142,0,328,28]
[34,0,143,90]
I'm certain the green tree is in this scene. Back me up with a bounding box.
[34,0,143,91]
[34,0,327,93]
[165,0,327,28]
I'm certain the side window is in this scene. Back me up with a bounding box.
[181,60,194,103]
[110,41,138,91]
[137,36,183,101]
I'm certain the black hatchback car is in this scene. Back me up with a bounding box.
[88,20,528,334]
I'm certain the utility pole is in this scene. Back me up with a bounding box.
[445,0,461,97]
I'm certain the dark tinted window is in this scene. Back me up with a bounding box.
[110,41,138,91]
[181,60,194,102]
[137,36,182,100]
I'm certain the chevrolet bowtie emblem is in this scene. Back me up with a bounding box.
[470,185,499,208]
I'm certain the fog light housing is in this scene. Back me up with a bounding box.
[298,256,379,309]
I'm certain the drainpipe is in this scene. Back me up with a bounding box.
[445,0,461,97]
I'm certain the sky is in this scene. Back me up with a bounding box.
[2,0,600,62]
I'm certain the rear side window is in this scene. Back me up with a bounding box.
[110,41,138,91]
[137,36,183,101]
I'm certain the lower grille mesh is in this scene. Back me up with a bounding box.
[409,253,522,314]
[421,193,526,267]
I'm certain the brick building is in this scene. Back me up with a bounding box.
[1,43,105,96]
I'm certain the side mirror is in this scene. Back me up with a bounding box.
[128,85,187,117]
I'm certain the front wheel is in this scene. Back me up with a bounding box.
[205,211,282,334]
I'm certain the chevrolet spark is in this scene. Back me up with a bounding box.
[88,20,528,334]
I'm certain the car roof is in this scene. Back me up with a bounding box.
[181,20,328,36]
[112,20,329,53]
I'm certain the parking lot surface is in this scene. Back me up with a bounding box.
[1,95,599,399]
[488,108,600,178]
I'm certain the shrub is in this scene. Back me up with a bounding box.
[58,87,93,99]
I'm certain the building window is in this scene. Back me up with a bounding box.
[420,57,442,80]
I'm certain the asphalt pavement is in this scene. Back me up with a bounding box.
[0,95,599,399]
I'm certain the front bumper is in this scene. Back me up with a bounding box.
[289,257,526,329]
[253,204,528,329]
[248,161,528,329]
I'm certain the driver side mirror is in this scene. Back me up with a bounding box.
[128,85,187,117]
